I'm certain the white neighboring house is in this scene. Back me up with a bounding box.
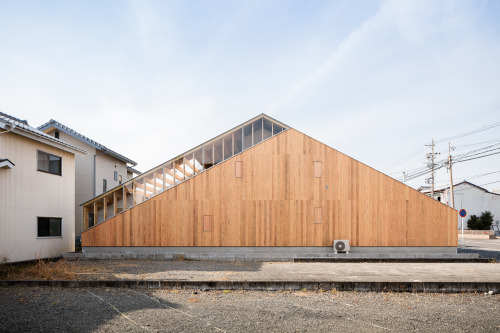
[419,181,500,229]
[0,112,86,262]
[37,120,140,237]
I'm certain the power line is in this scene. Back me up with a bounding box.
[434,121,500,144]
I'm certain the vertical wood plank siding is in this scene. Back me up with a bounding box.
[82,129,458,247]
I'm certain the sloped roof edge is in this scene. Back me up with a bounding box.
[421,180,500,196]
[38,119,137,166]
[0,112,86,154]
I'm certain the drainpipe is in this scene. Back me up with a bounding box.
[93,152,107,197]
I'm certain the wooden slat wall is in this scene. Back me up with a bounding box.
[82,129,458,247]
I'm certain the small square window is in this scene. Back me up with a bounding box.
[203,215,213,232]
[37,217,62,237]
[235,161,243,178]
[314,161,322,178]
[55,131,59,139]
[314,207,322,224]
[37,150,61,176]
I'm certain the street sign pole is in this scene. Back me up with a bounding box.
[459,209,467,248]
[461,217,464,247]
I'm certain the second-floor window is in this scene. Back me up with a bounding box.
[103,179,107,192]
[114,171,118,181]
[37,150,61,176]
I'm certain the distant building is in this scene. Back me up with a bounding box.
[0,112,85,262]
[38,120,138,237]
[419,181,500,229]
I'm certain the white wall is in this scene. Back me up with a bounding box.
[444,184,500,228]
[0,132,75,262]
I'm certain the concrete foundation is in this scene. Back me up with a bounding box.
[75,246,467,261]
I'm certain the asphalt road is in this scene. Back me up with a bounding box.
[1,287,499,333]
[462,238,500,251]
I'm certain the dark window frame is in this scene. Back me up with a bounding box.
[37,150,62,176]
[103,179,107,192]
[37,217,62,238]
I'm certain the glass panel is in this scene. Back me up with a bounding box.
[243,124,252,150]
[49,218,61,236]
[213,138,223,165]
[153,166,164,193]
[204,143,214,169]
[49,155,61,175]
[174,158,184,184]
[125,182,134,206]
[183,153,194,179]
[193,147,204,174]
[273,123,283,135]
[234,128,242,154]
[223,133,233,160]
[144,173,154,198]
[253,118,263,145]
[263,118,272,140]
[38,151,49,171]
[164,162,175,188]
[133,178,145,203]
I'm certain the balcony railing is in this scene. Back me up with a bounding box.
[82,114,288,230]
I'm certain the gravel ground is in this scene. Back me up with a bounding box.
[458,248,500,262]
[0,287,499,332]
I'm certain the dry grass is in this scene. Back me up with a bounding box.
[0,259,77,280]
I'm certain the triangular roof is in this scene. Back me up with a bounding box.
[81,113,289,205]
[0,112,85,154]
[420,180,500,196]
[38,119,137,166]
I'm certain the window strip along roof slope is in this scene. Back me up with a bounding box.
[81,114,289,228]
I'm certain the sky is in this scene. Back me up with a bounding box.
[1,0,500,196]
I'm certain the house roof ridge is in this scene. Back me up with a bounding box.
[0,112,85,153]
[37,119,137,166]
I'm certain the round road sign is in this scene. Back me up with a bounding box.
[459,209,467,217]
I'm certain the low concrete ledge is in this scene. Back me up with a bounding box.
[459,234,496,239]
[64,252,482,262]
[1,280,499,294]
[294,258,494,263]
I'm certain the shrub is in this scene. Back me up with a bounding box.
[468,211,494,230]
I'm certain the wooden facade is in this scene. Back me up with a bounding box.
[82,129,458,247]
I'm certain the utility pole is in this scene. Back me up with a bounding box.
[425,139,438,199]
[448,142,455,208]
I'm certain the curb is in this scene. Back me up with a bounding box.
[1,280,499,293]
[294,258,495,263]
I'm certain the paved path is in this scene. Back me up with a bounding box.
[66,260,500,283]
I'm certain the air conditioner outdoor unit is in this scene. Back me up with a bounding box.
[333,240,350,253]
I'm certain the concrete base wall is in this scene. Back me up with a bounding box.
[78,246,460,261]
[83,246,457,255]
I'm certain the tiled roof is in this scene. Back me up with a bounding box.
[127,166,142,175]
[38,119,137,166]
[0,112,86,153]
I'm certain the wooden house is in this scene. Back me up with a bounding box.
[81,114,457,258]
